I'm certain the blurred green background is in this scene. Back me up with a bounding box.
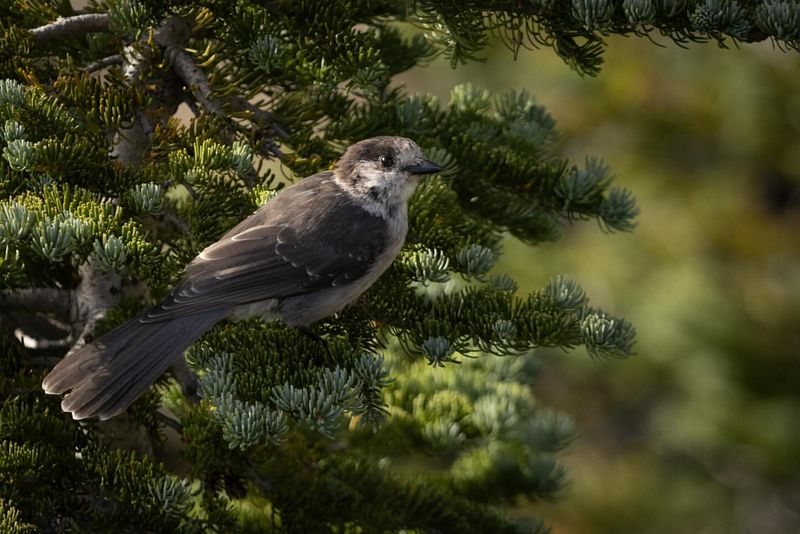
[401,36,800,533]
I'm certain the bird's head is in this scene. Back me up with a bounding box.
[334,136,441,215]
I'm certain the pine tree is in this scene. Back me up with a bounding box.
[0,1,796,531]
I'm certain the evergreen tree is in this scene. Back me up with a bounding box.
[0,0,795,531]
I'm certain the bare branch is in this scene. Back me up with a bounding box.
[227,95,290,141]
[163,44,225,117]
[156,410,183,433]
[68,260,121,351]
[151,17,286,160]
[163,46,286,159]
[85,54,122,73]
[0,288,72,315]
[113,25,182,165]
[149,15,217,113]
[30,14,110,46]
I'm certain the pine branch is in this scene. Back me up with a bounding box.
[414,1,799,75]
[157,25,286,159]
[4,1,752,529]
[161,42,225,118]
[225,99,286,161]
[227,95,289,141]
[29,14,111,46]
[113,18,188,166]
[113,39,158,166]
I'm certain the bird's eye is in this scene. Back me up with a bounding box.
[379,154,394,168]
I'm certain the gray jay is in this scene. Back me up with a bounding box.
[42,136,441,420]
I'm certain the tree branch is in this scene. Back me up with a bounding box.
[227,95,289,141]
[151,17,286,159]
[163,44,286,159]
[112,20,185,166]
[163,44,226,117]
[152,16,221,117]
[156,410,183,433]
[85,54,123,73]
[68,260,121,351]
[30,14,110,46]
[0,288,72,315]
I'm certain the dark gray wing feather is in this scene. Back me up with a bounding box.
[143,172,389,322]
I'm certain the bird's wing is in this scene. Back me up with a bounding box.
[141,173,389,323]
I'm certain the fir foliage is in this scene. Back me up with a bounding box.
[0,0,793,531]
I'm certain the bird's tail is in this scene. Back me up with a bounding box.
[42,311,223,420]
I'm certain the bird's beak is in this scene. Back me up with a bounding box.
[404,158,442,175]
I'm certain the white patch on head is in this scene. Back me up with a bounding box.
[334,137,426,218]
[263,136,430,327]
[355,164,420,208]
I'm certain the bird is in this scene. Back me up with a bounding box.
[42,136,442,420]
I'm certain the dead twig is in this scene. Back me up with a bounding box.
[85,54,123,73]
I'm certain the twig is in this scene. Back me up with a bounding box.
[30,14,110,46]
[162,44,225,117]
[227,96,290,141]
[164,46,286,159]
[113,42,160,165]
[230,121,285,162]
[153,18,287,159]
[85,54,122,73]
[156,410,183,433]
[0,288,72,315]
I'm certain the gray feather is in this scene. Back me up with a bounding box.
[142,172,389,322]
[41,137,430,420]
[43,311,223,420]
